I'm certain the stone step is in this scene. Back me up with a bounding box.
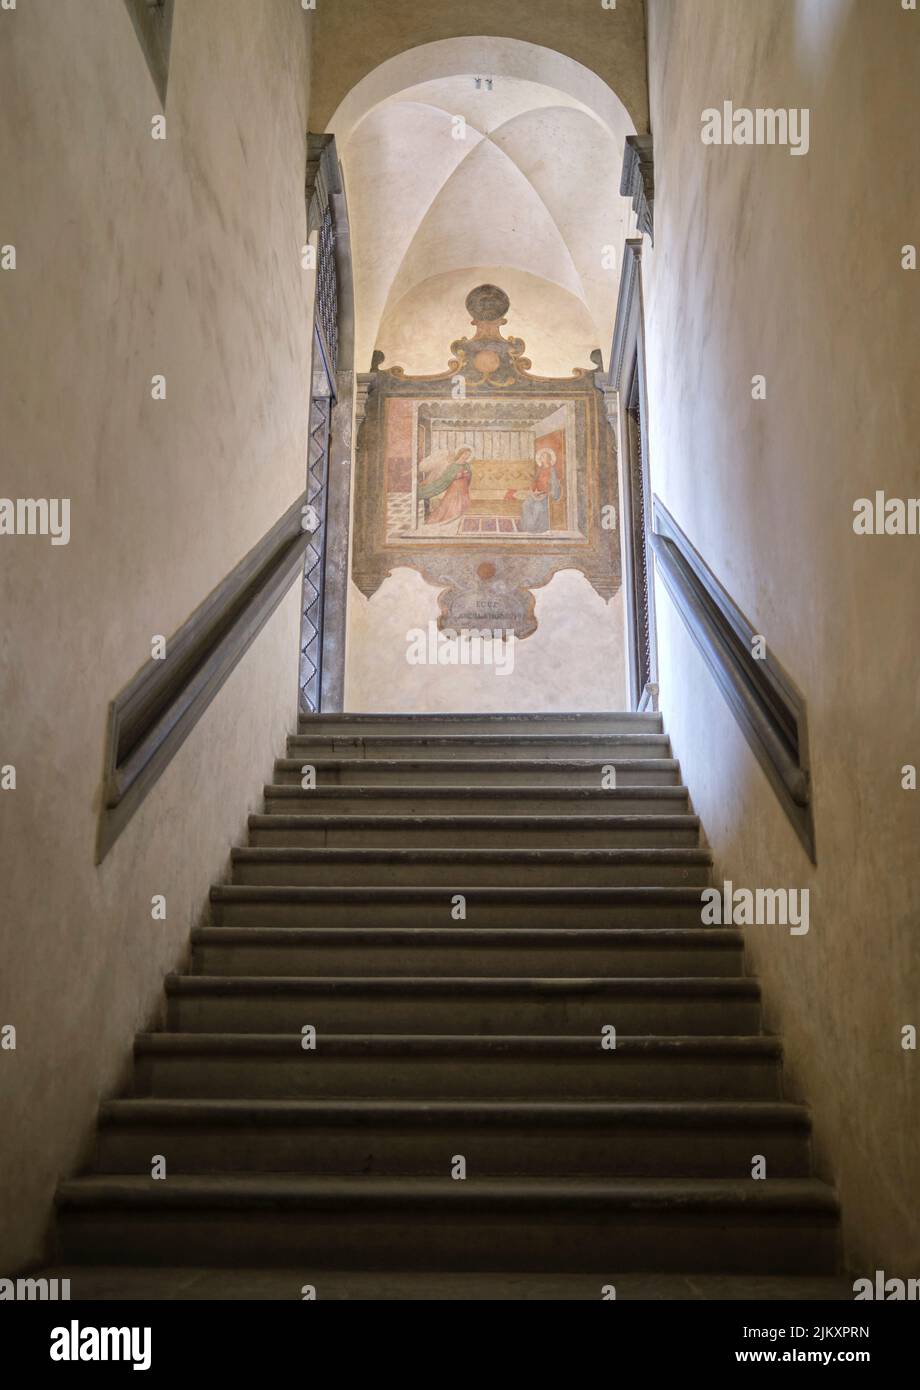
[93,1098,812,1177]
[191,926,743,978]
[262,785,693,816]
[20,1265,859,1300]
[297,712,665,737]
[248,813,702,850]
[165,975,761,1035]
[49,701,841,1287]
[56,1175,840,1272]
[229,846,713,889]
[288,733,672,761]
[272,758,681,787]
[133,1033,784,1101]
[210,884,710,929]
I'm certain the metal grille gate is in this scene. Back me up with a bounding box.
[299,204,338,714]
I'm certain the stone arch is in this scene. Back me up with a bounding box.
[327,39,637,374]
[326,35,638,144]
[309,3,649,133]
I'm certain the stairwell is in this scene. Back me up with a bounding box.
[53,713,841,1293]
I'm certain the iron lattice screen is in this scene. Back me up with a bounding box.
[316,205,338,373]
[299,204,339,714]
[299,394,332,713]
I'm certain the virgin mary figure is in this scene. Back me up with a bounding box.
[416,444,475,533]
[504,447,562,533]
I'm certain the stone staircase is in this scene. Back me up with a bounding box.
[55,712,840,1287]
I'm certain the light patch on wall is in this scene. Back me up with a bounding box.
[792,0,858,70]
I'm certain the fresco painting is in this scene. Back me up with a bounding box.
[385,398,583,543]
[352,285,620,638]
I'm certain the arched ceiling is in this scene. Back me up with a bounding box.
[312,7,650,133]
[332,41,636,376]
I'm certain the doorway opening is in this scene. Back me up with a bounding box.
[610,238,658,711]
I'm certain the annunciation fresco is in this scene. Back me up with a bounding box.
[387,400,577,541]
[353,286,621,638]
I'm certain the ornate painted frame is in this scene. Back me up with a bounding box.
[352,287,621,639]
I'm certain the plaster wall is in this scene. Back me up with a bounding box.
[345,568,628,712]
[375,269,601,381]
[645,0,920,1270]
[0,0,313,1268]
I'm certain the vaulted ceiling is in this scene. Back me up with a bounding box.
[330,42,636,377]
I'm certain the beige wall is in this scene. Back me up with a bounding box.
[0,0,313,1269]
[645,0,920,1271]
[346,569,628,712]
[311,0,649,133]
